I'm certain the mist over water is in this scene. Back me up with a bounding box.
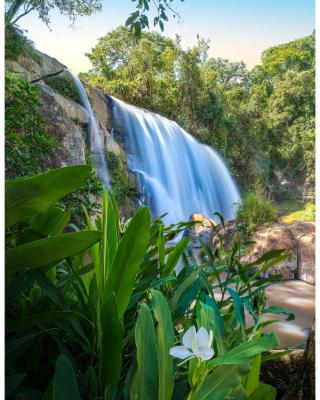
[110,96,241,225]
[68,70,110,188]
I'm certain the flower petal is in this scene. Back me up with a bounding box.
[182,325,197,349]
[169,346,193,360]
[196,327,209,348]
[197,346,215,361]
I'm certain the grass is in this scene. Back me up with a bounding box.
[280,203,315,223]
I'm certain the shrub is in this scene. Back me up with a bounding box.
[5,71,57,178]
[6,166,288,399]
[236,192,276,235]
[44,74,82,104]
[5,24,41,62]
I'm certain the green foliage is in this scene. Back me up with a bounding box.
[5,166,292,399]
[5,71,57,178]
[281,203,315,223]
[125,0,184,35]
[83,28,315,201]
[236,193,277,236]
[5,24,40,61]
[5,0,102,27]
[44,74,82,104]
[106,150,138,203]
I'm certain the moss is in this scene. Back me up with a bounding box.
[280,203,315,223]
[44,75,81,104]
[106,150,138,204]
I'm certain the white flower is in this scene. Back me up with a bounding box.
[169,325,214,362]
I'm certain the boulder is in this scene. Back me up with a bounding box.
[287,221,315,285]
[6,50,66,82]
[210,220,315,284]
[184,214,216,246]
[241,224,298,280]
[38,84,88,166]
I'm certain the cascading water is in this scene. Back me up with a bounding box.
[68,70,110,187]
[109,96,241,225]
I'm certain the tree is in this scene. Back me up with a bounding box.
[5,0,102,26]
[82,27,315,200]
[5,0,184,31]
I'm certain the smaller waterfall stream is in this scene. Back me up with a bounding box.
[68,70,110,187]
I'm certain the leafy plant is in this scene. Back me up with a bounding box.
[5,71,57,179]
[44,74,82,104]
[236,192,277,236]
[5,166,293,399]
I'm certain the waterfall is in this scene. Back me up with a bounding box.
[109,96,241,225]
[68,70,110,187]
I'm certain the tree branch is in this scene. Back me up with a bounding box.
[30,70,66,84]
[11,5,35,25]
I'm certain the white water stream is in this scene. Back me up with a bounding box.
[109,96,241,225]
[68,70,110,187]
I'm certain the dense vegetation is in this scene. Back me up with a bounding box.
[6,165,293,399]
[5,71,57,178]
[81,27,315,202]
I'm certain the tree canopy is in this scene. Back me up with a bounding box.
[82,28,315,202]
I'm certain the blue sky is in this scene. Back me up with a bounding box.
[18,0,315,73]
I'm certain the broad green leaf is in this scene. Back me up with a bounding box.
[207,333,279,369]
[82,205,100,273]
[107,191,119,267]
[245,249,286,269]
[6,165,92,228]
[248,255,288,282]
[158,222,165,272]
[231,385,248,399]
[194,364,251,400]
[5,373,26,398]
[53,354,80,400]
[248,383,277,400]
[6,311,91,333]
[150,290,175,400]
[261,349,292,362]
[6,231,101,273]
[99,191,109,290]
[170,265,205,313]
[228,288,246,342]
[263,305,295,321]
[105,206,150,315]
[196,301,215,332]
[100,294,124,386]
[243,354,261,396]
[131,304,158,400]
[6,272,33,310]
[162,237,189,276]
[30,206,71,236]
[206,295,226,356]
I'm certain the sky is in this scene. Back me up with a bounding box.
[18,0,315,74]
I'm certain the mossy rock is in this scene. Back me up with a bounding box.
[44,73,81,104]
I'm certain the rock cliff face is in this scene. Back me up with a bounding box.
[6,48,136,214]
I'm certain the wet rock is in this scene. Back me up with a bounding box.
[287,221,315,285]
[38,84,87,166]
[210,220,315,284]
[241,224,298,280]
[184,214,216,246]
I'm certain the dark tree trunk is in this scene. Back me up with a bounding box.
[299,325,315,399]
